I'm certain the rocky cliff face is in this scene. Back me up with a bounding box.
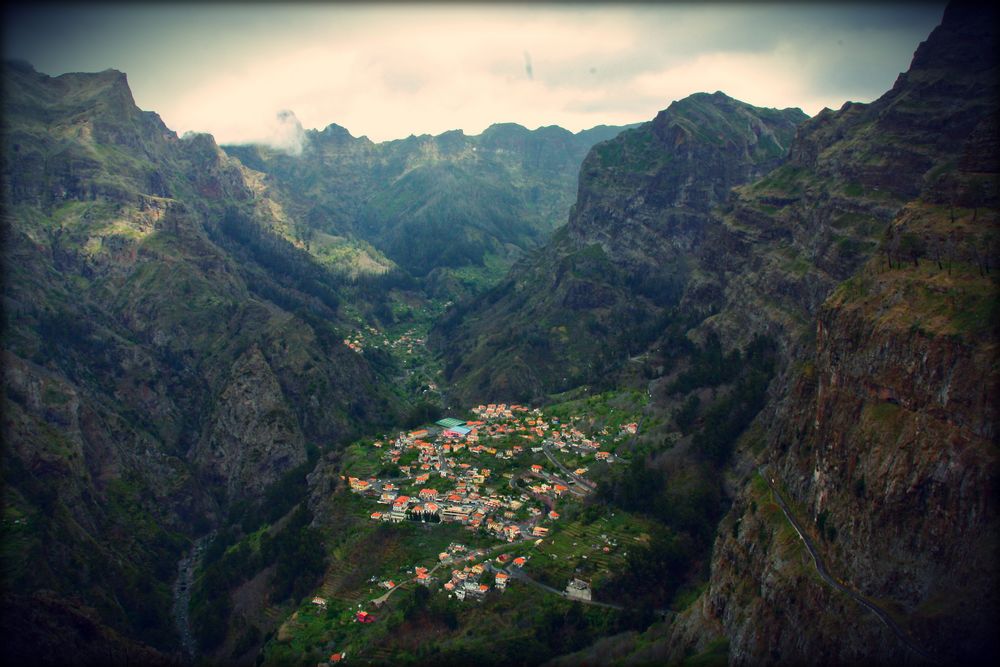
[699,6,998,664]
[2,62,401,656]
[551,4,998,664]
[194,345,307,502]
[434,94,807,403]
[696,203,998,665]
[466,3,997,665]
[696,0,998,355]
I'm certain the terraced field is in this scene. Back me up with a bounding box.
[527,511,654,595]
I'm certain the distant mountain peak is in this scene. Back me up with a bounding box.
[317,122,354,140]
[3,58,36,73]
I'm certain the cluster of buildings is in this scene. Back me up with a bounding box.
[342,325,425,356]
[345,404,631,544]
[314,402,643,662]
[305,402,652,667]
[343,405,630,610]
[359,470,545,543]
[342,324,381,354]
[440,552,528,601]
[539,421,621,464]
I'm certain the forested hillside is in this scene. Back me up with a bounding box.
[223,121,630,299]
[1,61,402,658]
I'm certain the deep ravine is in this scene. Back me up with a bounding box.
[173,533,214,661]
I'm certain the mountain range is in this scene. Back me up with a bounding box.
[2,3,997,665]
[222,118,631,297]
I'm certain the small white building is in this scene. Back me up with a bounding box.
[566,578,592,601]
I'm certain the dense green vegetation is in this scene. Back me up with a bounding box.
[190,447,325,650]
[215,205,342,313]
[434,92,806,405]
[591,335,778,611]
[1,445,187,651]
[191,504,326,651]
[222,122,630,298]
[263,570,628,666]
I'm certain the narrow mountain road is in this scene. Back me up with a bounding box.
[758,466,937,664]
[371,559,450,608]
[541,444,596,492]
[506,567,624,610]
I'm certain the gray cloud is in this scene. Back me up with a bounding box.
[3,3,947,142]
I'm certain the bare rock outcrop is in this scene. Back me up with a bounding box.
[193,345,307,502]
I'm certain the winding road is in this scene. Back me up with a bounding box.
[758,466,937,664]
[541,444,596,493]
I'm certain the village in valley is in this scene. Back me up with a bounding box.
[257,300,664,665]
[342,325,426,360]
[354,405,624,532]
[267,391,660,666]
[343,403,632,601]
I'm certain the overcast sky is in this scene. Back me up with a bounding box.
[4,2,946,146]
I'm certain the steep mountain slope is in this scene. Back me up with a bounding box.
[544,4,998,665]
[1,61,402,656]
[684,6,1000,662]
[434,94,808,402]
[223,121,630,293]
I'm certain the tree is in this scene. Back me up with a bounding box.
[898,232,926,267]
[674,394,700,434]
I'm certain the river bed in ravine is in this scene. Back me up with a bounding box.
[173,532,214,662]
